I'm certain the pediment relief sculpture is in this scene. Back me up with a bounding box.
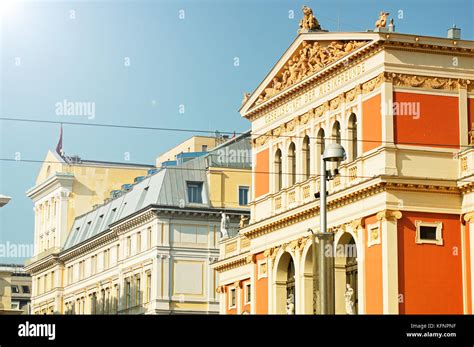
[254,40,369,106]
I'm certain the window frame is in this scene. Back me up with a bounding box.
[186,181,204,204]
[228,287,237,309]
[415,221,443,245]
[238,185,250,206]
[244,283,252,305]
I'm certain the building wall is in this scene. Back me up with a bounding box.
[28,151,151,257]
[397,212,463,314]
[254,252,268,314]
[364,214,383,314]
[207,167,252,209]
[254,149,269,199]
[362,94,382,153]
[31,216,220,315]
[393,92,459,148]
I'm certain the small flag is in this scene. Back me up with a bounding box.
[56,124,64,156]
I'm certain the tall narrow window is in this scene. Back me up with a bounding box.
[274,149,282,191]
[146,272,152,303]
[147,227,152,249]
[332,121,341,144]
[91,255,96,275]
[135,275,141,306]
[114,285,119,314]
[125,279,131,309]
[127,236,131,257]
[116,244,120,263]
[316,129,325,172]
[137,232,142,253]
[238,186,249,206]
[302,135,310,180]
[288,142,296,186]
[348,113,358,161]
[103,249,109,269]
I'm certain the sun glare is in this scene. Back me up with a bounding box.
[0,0,19,18]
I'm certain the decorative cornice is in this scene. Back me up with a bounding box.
[114,210,156,234]
[213,255,248,273]
[242,182,387,239]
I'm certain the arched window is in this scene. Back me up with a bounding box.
[286,257,295,314]
[288,142,296,186]
[316,129,325,171]
[348,113,358,161]
[332,121,341,144]
[302,135,310,180]
[274,149,282,191]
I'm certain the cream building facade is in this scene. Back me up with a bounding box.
[26,133,252,314]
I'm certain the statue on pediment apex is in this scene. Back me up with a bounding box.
[299,6,322,33]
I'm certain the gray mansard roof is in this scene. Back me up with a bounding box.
[63,131,251,250]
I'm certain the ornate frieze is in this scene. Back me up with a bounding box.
[255,40,369,105]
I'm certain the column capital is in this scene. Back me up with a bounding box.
[463,212,474,224]
[376,209,402,222]
[350,217,365,230]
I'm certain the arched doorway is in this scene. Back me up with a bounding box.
[274,252,296,314]
[335,233,358,314]
[302,242,320,314]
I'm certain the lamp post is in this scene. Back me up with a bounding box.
[317,143,346,314]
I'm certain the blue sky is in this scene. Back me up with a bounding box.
[1,0,473,263]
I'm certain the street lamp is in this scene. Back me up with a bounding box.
[318,143,346,314]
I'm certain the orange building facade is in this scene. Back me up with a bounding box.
[213,25,474,314]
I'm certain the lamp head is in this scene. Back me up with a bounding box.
[322,143,346,162]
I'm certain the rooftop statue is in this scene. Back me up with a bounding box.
[375,11,390,28]
[299,6,321,32]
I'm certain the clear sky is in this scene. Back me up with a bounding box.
[1,0,473,264]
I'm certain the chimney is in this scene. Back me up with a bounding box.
[447,25,461,39]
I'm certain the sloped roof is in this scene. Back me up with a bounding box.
[63,132,251,250]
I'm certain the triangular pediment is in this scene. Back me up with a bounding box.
[240,33,378,115]
[35,150,66,185]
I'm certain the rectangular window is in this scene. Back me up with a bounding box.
[229,288,236,309]
[91,255,97,275]
[116,244,120,263]
[415,221,443,245]
[202,145,208,152]
[187,182,203,203]
[137,232,142,253]
[127,236,132,257]
[21,285,30,294]
[125,279,131,309]
[245,283,251,304]
[79,261,85,280]
[239,186,249,206]
[114,285,119,314]
[147,227,152,249]
[67,266,73,285]
[50,271,55,289]
[91,293,97,314]
[146,272,152,303]
[420,226,437,240]
[11,285,19,294]
[104,249,110,269]
[135,275,141,306]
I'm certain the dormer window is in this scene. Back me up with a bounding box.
[187,182,203,203]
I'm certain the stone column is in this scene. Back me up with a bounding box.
[377,209,402,314]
